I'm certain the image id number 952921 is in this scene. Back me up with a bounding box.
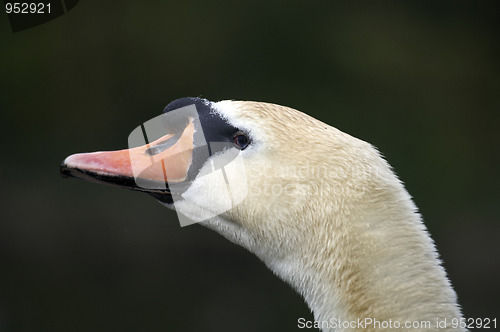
[5,2,51,14]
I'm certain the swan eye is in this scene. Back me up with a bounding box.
[233,133,250,150]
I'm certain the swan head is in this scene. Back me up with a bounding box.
[61,97,380,253]
[61,97,464,328]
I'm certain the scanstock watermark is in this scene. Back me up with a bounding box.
[298,318,432,330]
[4,0,79,32]
[297,317,497,330]
[128,104,248,227]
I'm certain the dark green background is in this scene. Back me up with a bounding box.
[1,1,499,331]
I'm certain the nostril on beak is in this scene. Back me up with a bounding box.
[144,132,183,156]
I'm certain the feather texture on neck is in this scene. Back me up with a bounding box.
[187,100,465,331]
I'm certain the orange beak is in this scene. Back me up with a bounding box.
[60,121,195,201]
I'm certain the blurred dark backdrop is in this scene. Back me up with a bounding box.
[0,1,499,331]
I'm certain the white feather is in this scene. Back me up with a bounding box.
[172,100,465,332]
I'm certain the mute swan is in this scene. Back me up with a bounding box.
[61,97,466,331]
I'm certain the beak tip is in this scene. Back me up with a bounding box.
[59,151,134,180]
[60,153,92,179]
[60,161,71,178]
[60,154,78,179]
